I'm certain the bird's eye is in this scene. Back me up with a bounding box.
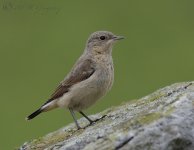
[99,36,106,40]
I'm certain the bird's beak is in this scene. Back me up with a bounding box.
[113,36,124,40]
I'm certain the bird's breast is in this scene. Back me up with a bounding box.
[95,56,114,94]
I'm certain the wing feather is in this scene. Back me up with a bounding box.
[43,59,95,105]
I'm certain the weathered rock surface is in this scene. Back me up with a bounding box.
[20,82,194,150]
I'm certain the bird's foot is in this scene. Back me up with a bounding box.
[77,125,82,130]
[77,115,107,129]
[88,115,107,125]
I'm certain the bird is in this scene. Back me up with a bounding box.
[26,31,124,129]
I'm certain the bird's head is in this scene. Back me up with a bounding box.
[86,31,124,55]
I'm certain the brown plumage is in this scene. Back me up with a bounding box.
[26,31,124,129]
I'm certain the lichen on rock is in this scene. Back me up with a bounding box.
[19,82,194,150]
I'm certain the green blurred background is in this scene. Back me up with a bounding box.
[0,0,194,149]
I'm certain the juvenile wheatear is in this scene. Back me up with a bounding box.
[26,31,124,129]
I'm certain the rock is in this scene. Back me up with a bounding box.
[19,82,194,150]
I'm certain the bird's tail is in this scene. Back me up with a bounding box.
[26,108,42,120]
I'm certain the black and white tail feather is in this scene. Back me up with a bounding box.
[26,108,43,120]
[26,99,52,120]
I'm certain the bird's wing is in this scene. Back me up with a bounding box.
[43,58,95,105]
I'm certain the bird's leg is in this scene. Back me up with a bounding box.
[69,108,81,130]
[79,111,94,125]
